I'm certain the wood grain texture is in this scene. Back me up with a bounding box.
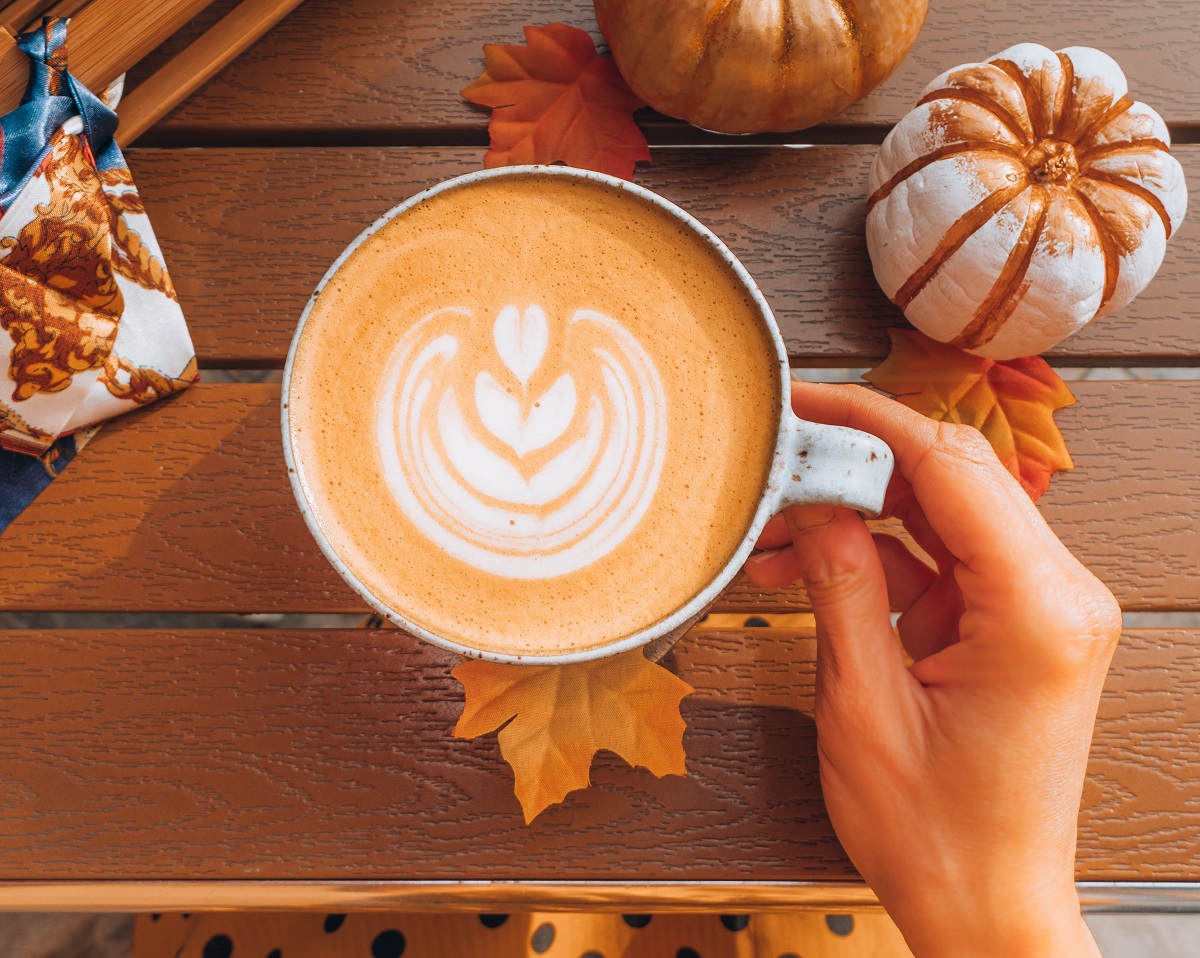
[115,0,307,147]
[132,0,1200,139]
[0,627,1193,882]
[0,0,221,116]
[0,381,1196,614]
[129,146,1200,368]
[2,881,893,912]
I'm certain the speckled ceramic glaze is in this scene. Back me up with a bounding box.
[283,166,894,664]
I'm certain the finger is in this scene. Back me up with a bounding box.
[756,513,792,550]
[785,504,914,705]
[743,545,803,588]
[873,533,937,612]
[893,495,956,572]
[790,381,1063,580]
[896,573,964,661]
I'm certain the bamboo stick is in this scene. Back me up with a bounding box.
[38,0,90,25]
[116,0,305,146]
[0,0,219,115]
[0,0,52,34]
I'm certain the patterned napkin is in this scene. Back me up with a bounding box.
[0,18,196,529]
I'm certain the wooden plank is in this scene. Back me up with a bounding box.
[132,0,1200,140]
[0,627,1192,882]
[0,0,221,117]
[0,879,1195,912]
[0,380,1196,614]
[115,0,307,147]
[130,146,1200,368]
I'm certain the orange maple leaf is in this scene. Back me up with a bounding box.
[864,329,1075,501]
[462,23,651,180]
[453,649,692,822]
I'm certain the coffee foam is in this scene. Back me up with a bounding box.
[378,303,667,578]
[288,173,780,656]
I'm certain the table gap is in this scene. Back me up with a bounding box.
[130,121,1200,151]
[2,611,1197,632]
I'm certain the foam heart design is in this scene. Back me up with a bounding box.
[493,304,548,386]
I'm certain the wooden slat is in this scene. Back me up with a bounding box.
[0,627,1192,882]
[129,145,1200,368]
[115,0,307,147]
[132,0,1200,139]
[0,381,1196,613]
[0,0,221,116]
[0,0,50,33]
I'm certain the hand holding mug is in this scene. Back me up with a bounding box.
[746,382,1121,958]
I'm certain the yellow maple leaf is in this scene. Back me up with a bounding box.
[864,328,1075,501]
[453,649,693,822]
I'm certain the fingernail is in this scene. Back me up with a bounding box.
[746,547,787,567]
[783,504,838,534]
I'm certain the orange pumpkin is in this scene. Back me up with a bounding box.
[593,0,929,134]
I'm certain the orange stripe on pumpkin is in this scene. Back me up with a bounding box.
[951,185,1049,351]
[916,87,1031,145]
[1082,168,1175,239]
[1073,187,1122,310]
[867,141,1021,213]
[892,181,1028,311]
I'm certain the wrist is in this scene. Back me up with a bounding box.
[899,888,1099,958]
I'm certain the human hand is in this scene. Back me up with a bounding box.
[744,382,1120,958]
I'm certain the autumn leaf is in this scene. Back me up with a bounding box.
[462,23,650,179]
[864,329,1075,501]
[453,649,692,822]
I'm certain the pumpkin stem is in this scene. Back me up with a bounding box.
[1024,139,1079,185]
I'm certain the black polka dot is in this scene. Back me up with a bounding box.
[744,616,770,627]
[150,914,161,922]
[676,949,701,958]
[720,914,750,932]
[323,914,346,933]
[778,953,802,958]
[267,951,282,958]
[182,914,192,919]
[479,914,509,928]
[371,929,406,958]
[203,935,233,958]
[622,914,652,928]
[531,922,555,953]
[581,952,605,958]
[825,914,854,936]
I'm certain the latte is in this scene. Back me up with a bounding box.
[286,171,780,657]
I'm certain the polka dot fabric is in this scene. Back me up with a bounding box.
[135,910,914,957]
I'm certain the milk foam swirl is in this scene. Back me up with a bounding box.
[377,304,667,578]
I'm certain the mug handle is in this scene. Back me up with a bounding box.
[776,413,895,517]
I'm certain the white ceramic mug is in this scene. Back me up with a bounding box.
[283,166,894,664]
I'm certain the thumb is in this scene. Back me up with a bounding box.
[785,504,910,708]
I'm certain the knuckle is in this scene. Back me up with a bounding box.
[933,420,996,466]
[802,548,872,604]
[1038,575,1123,677]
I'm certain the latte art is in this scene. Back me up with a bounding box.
[378,304,667,578]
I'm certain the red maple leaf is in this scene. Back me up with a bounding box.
[462,23,650,180]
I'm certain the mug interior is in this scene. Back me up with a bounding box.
[282,165,795,664]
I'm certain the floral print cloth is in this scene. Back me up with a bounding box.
[0,18,196,529]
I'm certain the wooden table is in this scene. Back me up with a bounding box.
[0,0,1197,913]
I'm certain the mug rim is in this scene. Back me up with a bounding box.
[282,164,792,664]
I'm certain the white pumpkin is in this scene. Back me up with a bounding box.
[866,43,1188,360]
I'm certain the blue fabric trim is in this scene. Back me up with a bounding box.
[0,18,125,208]
[0,434,78,531]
